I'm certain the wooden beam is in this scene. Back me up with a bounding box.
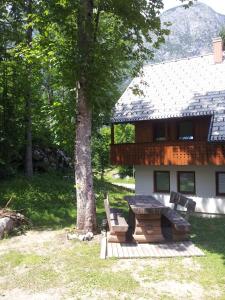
[111,124,114,145]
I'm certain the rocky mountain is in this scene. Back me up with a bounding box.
[154,2,225,61]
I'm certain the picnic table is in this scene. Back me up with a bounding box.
[124,195,169,243]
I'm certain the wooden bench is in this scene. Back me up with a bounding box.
[170,191,196,220]
[104,195,128,243]
[162,191,196,241]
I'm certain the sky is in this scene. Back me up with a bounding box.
[163,0,225,15]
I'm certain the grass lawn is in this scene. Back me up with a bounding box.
[104,168,135,185]
[0,172,225,299]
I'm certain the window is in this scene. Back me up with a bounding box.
[154,171,170,193]
[216,172,225,196]
[154,123,166,141]
[177,171,195,194]
[178,121,194,140]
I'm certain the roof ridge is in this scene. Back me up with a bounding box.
[146,52,216,67]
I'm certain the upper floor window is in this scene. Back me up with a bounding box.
[178,121,194,140]
[216,172,225,196]
[154,122,166,141]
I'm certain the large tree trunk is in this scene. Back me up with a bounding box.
[75,84,96,233]
[75,0,97,233]
[24,0,33,177]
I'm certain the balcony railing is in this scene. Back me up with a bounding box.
[110,141,225,166]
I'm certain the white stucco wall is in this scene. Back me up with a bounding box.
[135,165,225,214]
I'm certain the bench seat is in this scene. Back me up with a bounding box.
[104,197,128,243]
[163,209,191,232]
[162,208,191,241]
[109,208,128,233]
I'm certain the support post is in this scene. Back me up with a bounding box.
[111,124,114,145]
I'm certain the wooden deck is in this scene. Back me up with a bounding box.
[100,235,204,259]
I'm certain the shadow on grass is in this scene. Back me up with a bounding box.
[190,215,225,265]
[0,173,132,230]
[0,172,76,229]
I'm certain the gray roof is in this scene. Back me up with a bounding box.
[112,53,225,142]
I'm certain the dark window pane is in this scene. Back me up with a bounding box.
[155,171,170,192]
[179,121,193,140]
[155,123,166,141]
[217,172,225,195]
[178,172,195,194]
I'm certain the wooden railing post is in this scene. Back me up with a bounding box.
[111,124,114,145]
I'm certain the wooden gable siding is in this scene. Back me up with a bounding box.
[110,142,225,166]
[134,117,211,143]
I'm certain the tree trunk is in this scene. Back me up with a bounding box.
[24,0,33,177]
[25,91,33,177]
[75,0,97,233]
[75,83,96,233]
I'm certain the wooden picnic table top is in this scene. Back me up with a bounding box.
[124,195,169,215]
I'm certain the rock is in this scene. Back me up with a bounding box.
[0,210,28,239]
[32,145,72,172]
[84,232,94,241]
[67,231,94,241]
[0,217,16,239]
[113,174,120,179]
[67,233,79,240]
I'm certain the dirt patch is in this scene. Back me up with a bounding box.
[182,257,201,271]
[145,280,204,299]
[0,230,72,255]
[111,257,162,273]
[0,287,68,300]
[0,231,223,300]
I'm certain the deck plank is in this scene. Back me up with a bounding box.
[121,243,129,258]
[125,244,133,258]
[136,244,145,257]
[116,243,123,258]
[104,241,204,259]
[100,236,107,259]
[111,243,118,257]
[107,238,113,258]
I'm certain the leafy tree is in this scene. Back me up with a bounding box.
[220,27,225,47]
[32,0,192,233]
[0,1,43,177]
[114,124,135,144]
[0,1,75,177]
[92,127,111,180]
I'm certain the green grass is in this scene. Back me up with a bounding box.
[0,172,132,229]
[104,168,135,184]
[0,172,225,299]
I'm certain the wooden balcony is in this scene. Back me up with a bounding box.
[110,141,225,166]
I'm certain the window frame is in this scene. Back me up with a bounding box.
[216,172,225,196]
[177,171,196,195]
[177,120,194,141]
[154,171,170,193]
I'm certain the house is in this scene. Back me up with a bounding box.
[110,37,225,214]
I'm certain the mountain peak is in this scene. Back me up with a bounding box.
[155,2,225,61]
[164,2,220,15]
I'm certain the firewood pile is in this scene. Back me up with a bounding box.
[0,208,28,239]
